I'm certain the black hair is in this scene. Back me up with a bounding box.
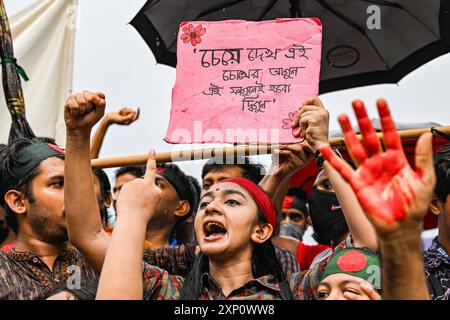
[434,143,450,203]
[0,144,5,213]
[201,156,266,184]
[171,175,201,245]
[187,175,201,215]
[92,168,112,224]
[0,139,40,233]
[286,187,309,216]
[114,165,146,180]
[178,209,293,300]
[92,169,111,200]
[157,163,200,222]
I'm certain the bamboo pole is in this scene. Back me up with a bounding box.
[91,125,450,169]
[328,125,450,147]
[92,144,275,169]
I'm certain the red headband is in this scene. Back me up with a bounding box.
[282,195,294,209]
[219,178,277,230]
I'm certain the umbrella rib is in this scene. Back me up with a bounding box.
[316,0,389,68]
[316,0,364,33]
[290,0,300,17]
[165,0,252,49]
[166,0,286,50]
[361,0,441,38]
[192,0,254,17]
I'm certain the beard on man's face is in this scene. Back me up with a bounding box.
[28,202,68,245]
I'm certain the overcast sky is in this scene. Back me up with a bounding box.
[4,0,450,182]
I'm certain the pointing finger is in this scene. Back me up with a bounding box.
[144,149,157,182]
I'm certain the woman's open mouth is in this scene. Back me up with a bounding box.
[203,221,227,241]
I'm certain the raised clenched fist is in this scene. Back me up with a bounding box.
[64,91,106,131]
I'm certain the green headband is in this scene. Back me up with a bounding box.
[3,141,65,188]
[322,248,381,289]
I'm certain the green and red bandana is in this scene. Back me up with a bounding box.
[2,141,65,188]
[322,248,381,289]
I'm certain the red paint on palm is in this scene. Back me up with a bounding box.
[338,114,367,165]
[352,100,381,157]
[377,100,403,151]
[320,100,424,224]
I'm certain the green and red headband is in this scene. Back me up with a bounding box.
[322,248,381,289]
[2,141,65,188]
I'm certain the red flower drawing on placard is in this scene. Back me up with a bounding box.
[180,24,206,47]
[281,111,298,134]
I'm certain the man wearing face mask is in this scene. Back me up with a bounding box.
[308,163,350,246]
[276,164,355,272]
[280,188,310,241]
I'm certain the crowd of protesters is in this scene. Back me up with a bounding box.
[0,91,448,300]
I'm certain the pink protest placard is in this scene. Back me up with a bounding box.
[165,18,322,144]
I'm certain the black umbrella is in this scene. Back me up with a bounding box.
[130,0,293,67]
[131,0,450,94]
[0,0,35,143]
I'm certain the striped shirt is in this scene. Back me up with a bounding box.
[143,243,299,278]
[0,244,97,300]
[141,239,350,300]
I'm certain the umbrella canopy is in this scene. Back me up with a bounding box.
[130,0,293,67]
[0,0,35,143]
[298,0,450,93]
[290,122,450,230]
[131,0,450,93]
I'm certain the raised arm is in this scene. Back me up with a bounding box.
[323,161,378,249]
[90,107,139,159]
[64,91,111,274]
[293,97,378,249]
[261,97,329,223]
[97,151,161,300]
[259,143,313,232]
[263,97,325,253]
[320,99,435,300]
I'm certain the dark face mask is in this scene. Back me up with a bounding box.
[308,187,348,246]
[279,221,305,241]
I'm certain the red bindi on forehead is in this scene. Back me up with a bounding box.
[215,188,220,192]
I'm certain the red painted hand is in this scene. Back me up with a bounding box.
[319,99,435,237]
